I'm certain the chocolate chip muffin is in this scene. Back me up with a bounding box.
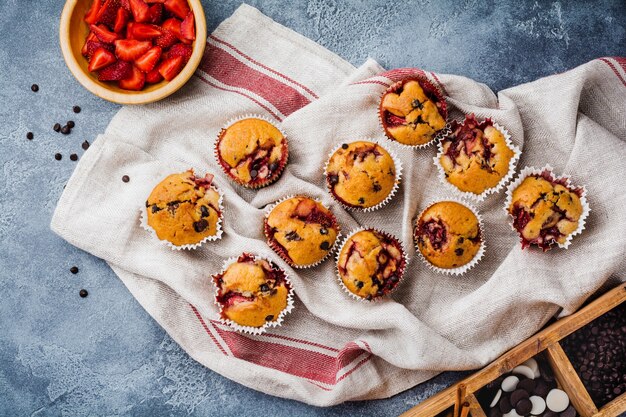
[507,169,585,250]
[145,170,222,247]
[337,229,406,300]
[379,78,447,146]
[415,201,482,270]
[438,114,517,196]
[216,117,288,188]
[213,253,292,329]
[325,141,398,209]
[264,196,340,268]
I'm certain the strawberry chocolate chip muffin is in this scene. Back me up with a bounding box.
[264,197,340,268]
[325,141,399,210]
[379,78,447,146]
[215,117,288,188]
[506,168,587,250]
[438,114,518,197]
[145,169,222,248]
[213,253,293,331]
[336,229,406,301]
[415,201,482,272]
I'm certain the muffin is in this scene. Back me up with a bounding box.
[415,201,482,271]
[437,114,518,196]
[264,196,340,268]
[379,78,447,146]
[215,117,288,188]
[337,229,406,301]
[145,170,222,247]
[213,253,293,330]
[506,168,587,250]
[325,141,399,210]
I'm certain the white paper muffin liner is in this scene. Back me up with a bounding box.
[214,113,289,189]
[413,199,486,275]
[323,139,403,212]
[378,78,451,150]
[503,165,590,250]
[211,254,295,335]
[433,119,521,202]
[263,195,342,269]
[140,173,224,251]
[335,227,408,302]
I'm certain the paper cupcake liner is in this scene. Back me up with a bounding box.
[323,139,403,212]
[214,113,289,189]
[140,176,224,251]
[334,227,408,302]
[378,76,451,150]
[433,117,522,202]
[413,199,486,275]
[263,195,342,269]
[211,253,295,335]
[503,165,590,250]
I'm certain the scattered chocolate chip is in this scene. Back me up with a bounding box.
[341,143,348,149]
[515,398,532,415]
[79,289,88,298]
[70,266,79,274]
[53,123,61,132]
[31,84,39,92]
[319,241,330,250]
[81,141,89,150]
[250,169,258,178]
[73,106,81,113]
[55,153,62,161]
[26,132,33,140]
[70,153,78,161]
[510,389,528,405]
[268,162,278,172]
[320,228,328,235]
[60,125,70,135]
[200,206,209,218]
[67,121,75,128]
[517,378,535,393]
[193,219,208,233]
[358,197,365,204]
[455,248,464,256]
[265,315,274,321]
[122,175,130,183]
[499,395,512,413]
[260,284,269,292]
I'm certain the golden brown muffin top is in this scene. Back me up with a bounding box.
[216,118,288,187]
[508,174,583,250]
[337,229,405,300]
[146,170,221,246]
[213,253,291,328]
[439,115,515,195]
[415,201,481,269]
[380,79,447,146]
[326,141,397,209]
[265,197,339,267]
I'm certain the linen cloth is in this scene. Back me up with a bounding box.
[51,4,626,406]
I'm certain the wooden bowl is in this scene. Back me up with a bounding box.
[59,0,207,105]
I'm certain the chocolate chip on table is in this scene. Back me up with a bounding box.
[82,141,90,150]
[70,266,79,274]
[60,125,70,134]
[67,120,75,128]
[517,378,536,393]
[31,84,39,92]
[319,241,330,250]
[79,289,88,298]
[70,153,78,161]
[510,389,528,405]
[55,153,62,161]
[122,175,130,183]
[26,132,34,140]
[73,105,81,113]
[265,315,274,321]
[53,123,61,132]
[515,398,532,415]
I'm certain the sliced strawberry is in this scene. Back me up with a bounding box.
[134,46,162,72]
[84,0,102,24]
[165,43,192,63]
[129,0,150,22]
[131,23,162,39]
[144,0,165,3]
[113,7,129,33]
[90,24,119,43]
[81,32,98,56]
[95,0,120,27]
[120,0,130,10]
[154,29,177,48]
[98,60,132,80]
[163,0,189,19]
[145,68,164,83]
[147,3,163,24]
[114,39,152,61]
[161,17,191,44]
[84,40,115,58]
[157,55,184,81]
[125,22,135,39]
[180,11,194,40]
[119,65,146,90]
[88,47,116,72]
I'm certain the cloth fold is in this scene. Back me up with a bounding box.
[51,4,626,406]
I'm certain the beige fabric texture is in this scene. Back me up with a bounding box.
[51,4,626,406]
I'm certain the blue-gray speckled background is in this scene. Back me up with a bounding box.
[1,1,624,416]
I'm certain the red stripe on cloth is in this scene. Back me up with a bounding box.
[308,381,333,391]
[429,71,447,95]
[337,354,373,383]
[190,305,229,356]
[351,79,391,87]
[599,58,626,87]
[194,73,283,121]
[209,35,319,99]
[379,68,428,82]
[199,44,311,117]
